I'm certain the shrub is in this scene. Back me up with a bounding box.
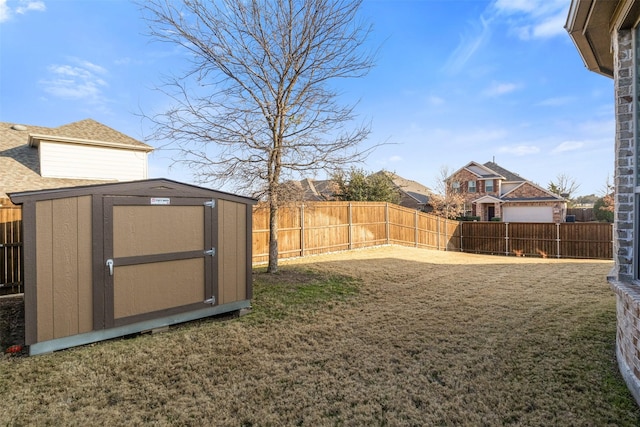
[456,216,481,222]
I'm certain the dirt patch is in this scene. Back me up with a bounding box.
[0,294,24,351]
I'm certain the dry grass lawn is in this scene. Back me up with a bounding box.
[1,246,639,426]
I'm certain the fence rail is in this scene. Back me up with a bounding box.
[0,202,614,294]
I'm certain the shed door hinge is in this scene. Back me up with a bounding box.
[204,296,216,305]
[204,248,216,256]
[204,199,216,208]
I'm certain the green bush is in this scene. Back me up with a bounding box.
[594,197,614,223]
[456,216,481,222]
[490,217,501,222]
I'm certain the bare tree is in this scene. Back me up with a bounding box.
[548,173,581,203]
[140,0,376,272]
[430,165,466,219]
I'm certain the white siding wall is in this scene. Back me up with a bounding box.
[500,183,519,195]
[39,141,148,181]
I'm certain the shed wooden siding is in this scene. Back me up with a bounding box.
[39,141,148,181]
[35,196,93,343]
[218,199,248,304]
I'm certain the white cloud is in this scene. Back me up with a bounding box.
[1,0,45,22]
[497,145,540,156]
[389,155,402,162]
[536,96,573,107]
[430,127,508,145]
[552,141,584,154]
[15,0,45,14]
[428,95,444,106]
[482,81,519,97]
[443,15,491,74]
[40,57,109,103]
[531,13,568,39]
[0,0,9,22]
[491,0,568,40]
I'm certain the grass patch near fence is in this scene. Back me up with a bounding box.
[0,246,639,425]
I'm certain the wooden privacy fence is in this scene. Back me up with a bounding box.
[252,202,614,263]
[252,202,460,263]
[0,206,23,295]
[0,201,615,294]
[458,221,613,259]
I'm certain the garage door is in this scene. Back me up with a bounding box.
[502,206,553,223]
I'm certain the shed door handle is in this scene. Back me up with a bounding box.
[106,259,114,276]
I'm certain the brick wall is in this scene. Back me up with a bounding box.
[506,182,553,199]
[449,169,498,205]
[610,28,640,406]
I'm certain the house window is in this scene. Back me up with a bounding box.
[486,180,494,193]
[468,180,476,193]
[452,181,460,193]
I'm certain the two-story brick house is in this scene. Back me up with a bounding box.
[448,161,567,223]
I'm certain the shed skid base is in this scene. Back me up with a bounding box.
[28,300,251,356]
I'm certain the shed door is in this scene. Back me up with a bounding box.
[102,196,216,328]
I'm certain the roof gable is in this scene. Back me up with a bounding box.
[9,178,257,205]
[501,181,564,201]
[473,195,503,204]
[448,161,504,180]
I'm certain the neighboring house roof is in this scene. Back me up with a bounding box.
[293,171,433,210]
[473,195,502,204]
[482,161,526,182]
[449,161,505,181]
[373,171,433,206]
[0,119,154,201]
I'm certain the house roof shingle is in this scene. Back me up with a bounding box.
[375,171,432,205]
[482,161,527,182]
[0,119,153,200]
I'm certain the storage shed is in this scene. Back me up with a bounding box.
[9,179,256,355]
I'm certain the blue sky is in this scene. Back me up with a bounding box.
[0,0,613,196]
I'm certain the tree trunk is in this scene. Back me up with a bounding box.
[267,200,279,273]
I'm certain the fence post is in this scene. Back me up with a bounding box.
[556,223,561,259]
[348,202,353,250]
[300,204,305,257]
[385,203,390,245]
[505,222,509,256]
[460,221,463,252]
[437,216,441,251]
[415,210,419,247]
